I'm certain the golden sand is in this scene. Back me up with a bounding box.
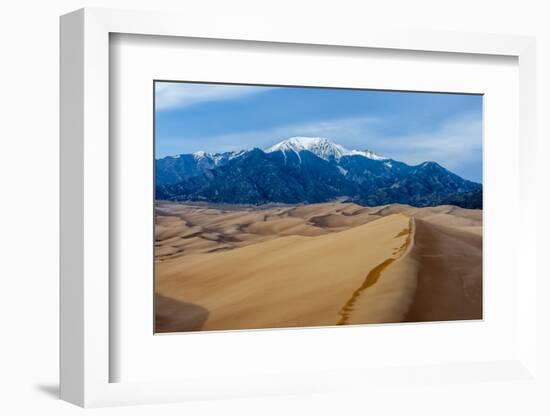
[154,202,482,332]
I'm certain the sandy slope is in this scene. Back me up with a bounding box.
[156,213,411,331]
[155,201,482,332]
[402,219,482,321]
[343,217,483,324]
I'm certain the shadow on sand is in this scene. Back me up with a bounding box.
[155,294,210,333]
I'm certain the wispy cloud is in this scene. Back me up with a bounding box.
[155,82,274,111]
[156,115,381,155]
[369,112,482,172]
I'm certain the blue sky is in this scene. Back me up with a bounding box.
[155,81,483,182]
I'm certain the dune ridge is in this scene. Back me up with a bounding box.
[155,201,482,331]
[337,218,415,325]
[344,215,483,324]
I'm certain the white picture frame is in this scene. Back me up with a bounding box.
[60,7,538,407]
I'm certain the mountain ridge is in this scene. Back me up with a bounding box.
[156,137,482,208]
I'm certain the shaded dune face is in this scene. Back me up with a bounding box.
[155,294,210,333]
[154,202,482,332]
[402,219,482,322]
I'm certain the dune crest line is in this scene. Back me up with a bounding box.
[336,217,415,325]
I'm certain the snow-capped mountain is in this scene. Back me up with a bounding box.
[157,150,249,184]
[156,137,482,208]
[192,150,246,164]
[266,136,387,161]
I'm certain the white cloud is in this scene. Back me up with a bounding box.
[155,82,273,111]
[157,115,381,155]
[369,113,482,168]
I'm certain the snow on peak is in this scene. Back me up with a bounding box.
[360,149,387,161]
[227,149,247,160]
[266,137,344,159]
[193,149,249,165]
[265,136,387,161]
[192,150,209,159]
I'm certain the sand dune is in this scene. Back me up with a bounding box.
[155,201,482,331]
[156,213,411,331]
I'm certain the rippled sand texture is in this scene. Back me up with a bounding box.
[155,202,482,332]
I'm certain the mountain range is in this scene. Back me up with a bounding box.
[156,137,482,208]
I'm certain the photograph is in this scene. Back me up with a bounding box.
[154,81,483,333]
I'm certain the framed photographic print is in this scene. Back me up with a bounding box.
[60,8,538,408]
[153,82,483,333]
